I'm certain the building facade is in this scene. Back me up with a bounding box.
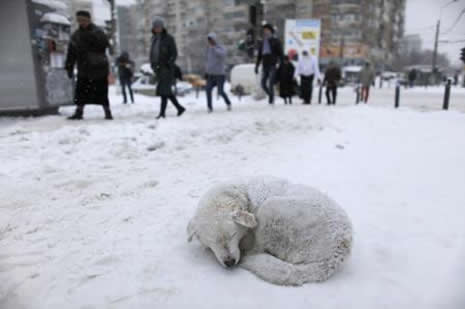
[399,34,422,55]
[313,0,405,69]
[117,5,139,63]
[133,0,405,73]
[134,0,253,73]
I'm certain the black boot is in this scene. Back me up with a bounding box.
[177,106,186,117]
[68,114,83,120]
[103,105,113,120]
[67,106,84,120]
[157,96,168,119]
[169,95,185,117]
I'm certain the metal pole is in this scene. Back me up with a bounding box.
[395,83,400,109]
[443,79,451,110]
[432,20,440,84]
[339,36,344,62]
[108,0,119,56]
[318,83,323,104]
[355,86,360,104]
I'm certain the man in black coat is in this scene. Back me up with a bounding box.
[65,10,113,120]
[150,17,185,119]
[116,51,135,104]
[323,61,342,105]
[255,23,284,104]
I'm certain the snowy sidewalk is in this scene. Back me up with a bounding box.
[1,89,465,308]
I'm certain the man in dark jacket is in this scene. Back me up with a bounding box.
[255,23,283,104]
[408,68,417,88]
[116,51,135,104]
[65,10,113,120]
[323,61,342,105]
[150,17,185,119]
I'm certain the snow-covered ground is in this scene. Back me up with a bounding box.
[1,86,465,308]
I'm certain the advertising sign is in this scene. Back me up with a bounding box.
[285,19,321,61]
[320,44,369,59]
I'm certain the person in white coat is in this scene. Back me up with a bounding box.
[296,51,321,104]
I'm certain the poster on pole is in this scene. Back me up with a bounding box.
[285,19,321,61]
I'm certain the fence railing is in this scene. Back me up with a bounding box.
[314,80,458,110]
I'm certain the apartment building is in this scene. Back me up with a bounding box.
[133,0,405,72]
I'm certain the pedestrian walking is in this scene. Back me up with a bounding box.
[65,10,113,120]
[359,62,375,103]
[255,23,283,105]
[296,51,320,104]
[323,61,342,105]
[116,51,135,104]
[150,17,185,119]
[408,68,417,88]
[205,32,232,113]
[276,56,295,104]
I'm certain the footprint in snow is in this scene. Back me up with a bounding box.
[147,142,165,152]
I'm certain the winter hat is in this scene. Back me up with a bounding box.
[76,10,91,18]
[262,23,275,33]
[152,16,165,29]
[207,32,217,42]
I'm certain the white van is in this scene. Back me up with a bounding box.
[230,64,266,100]
[230,64,258,95]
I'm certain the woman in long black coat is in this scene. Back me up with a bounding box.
[276,56,296,104]
[65,10,112,120]
[150,17,185,119]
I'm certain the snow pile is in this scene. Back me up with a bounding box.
[1,87,465,308]
[32,0,68,11]
[139,63,154,75]
[40,13,70,26]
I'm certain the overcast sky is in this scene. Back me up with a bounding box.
[406,0,465,65]
[110,0,465,65]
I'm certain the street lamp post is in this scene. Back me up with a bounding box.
[432,0,459,82]
[250,0,265,50]
[260,0,267,22]
[432,19,440,77]
[107,0,119,56]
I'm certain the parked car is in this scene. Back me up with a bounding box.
[342,65,362,86]
[230,64,257,95]
[381,71,398,81]
[132,63,193,97]
[175,81,195,96]
[132,74,156,96]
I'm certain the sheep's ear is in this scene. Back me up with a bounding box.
[232,210,257,229]
[187,220,196,242]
